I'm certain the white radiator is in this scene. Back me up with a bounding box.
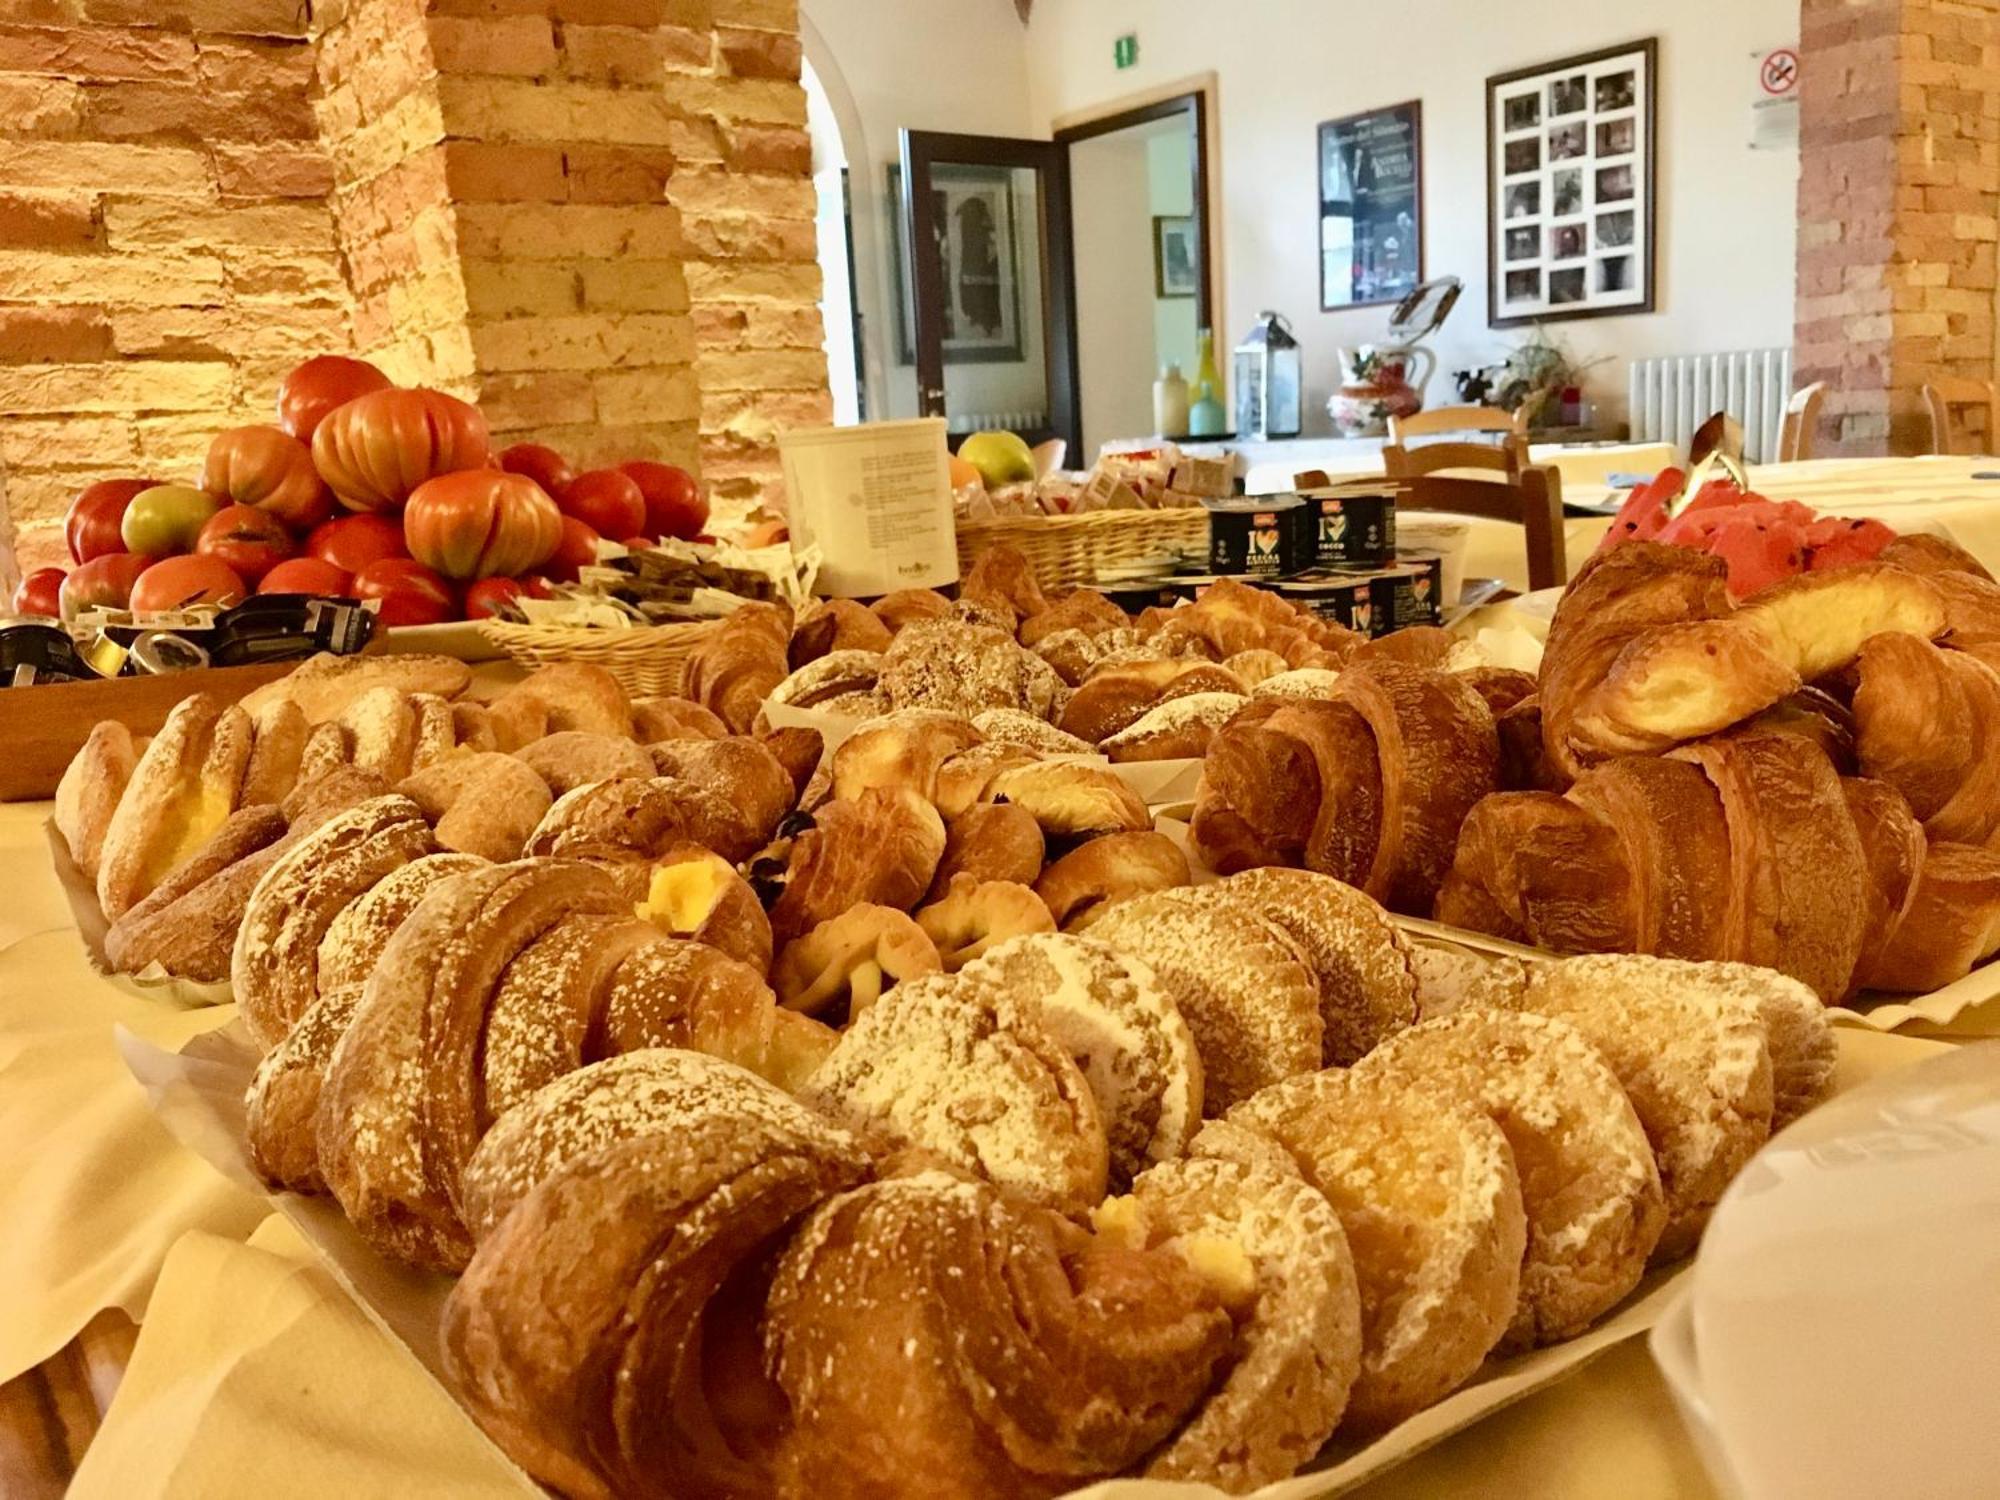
[1628,348,1794,464]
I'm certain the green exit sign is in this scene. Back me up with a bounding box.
[1113,32,1138,69]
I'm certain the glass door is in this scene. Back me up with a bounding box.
[898,129,1081,463]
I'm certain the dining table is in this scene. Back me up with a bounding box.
[0,600,1992,1499]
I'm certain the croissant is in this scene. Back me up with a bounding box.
[1436,728,1997,998]
[685,601,792,733]
[1537,544,1946,778]
[1852,632,2000,845]
[768,785,946,943]
[1190,662,1498,915]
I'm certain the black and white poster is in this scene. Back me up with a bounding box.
[1319,101,1423,309]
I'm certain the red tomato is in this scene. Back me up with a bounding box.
[463,575,526,620]
[542,515,602,584]
[11,566,66,618]
[620,461,708,541]
[259,557,353,596]
[518,573,556,600]
[203,424,334,529]
[311,388,491,514]
[403,470,562,580]
[59,553,151,619]
[195,503,295,585]
[130,554,246,614]
[351,557,455,626]
[65,478,157,564]
[278,355,393,443]
[562,468,646,539]
[307,512,407,574]
[499,442,575,497]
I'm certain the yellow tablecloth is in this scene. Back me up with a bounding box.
[1460,455,2000,594]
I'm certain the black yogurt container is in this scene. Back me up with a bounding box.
[1202,496,1306,578]
[1295,488,1396,569]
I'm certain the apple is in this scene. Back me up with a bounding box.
[542,515,602,584]
[195,503,294,585]
[955,430,1035,487]
[121,484,220,557]
[130,554,246,614]
[278,355,393,443]
[499,442,575,497]
[463,575,526,621]
[620,461,707,541]
[66,478,158,564]
[11,566,66,618]
[307,512,407,574]
[59,552,151,619]
[351,556,455,627]
[561,468,646,540]
[259,556,353,597]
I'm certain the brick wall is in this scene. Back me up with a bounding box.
[1795,0,2000,454]
[0,1,350,576]
[0,0,830,575]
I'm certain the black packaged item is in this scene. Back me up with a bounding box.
[1297,487,1396,568]
[0,621,95,687]
[1366,555,1444,636]
[1203,496,1304,578]
[1276,573,1377,635]
[206,595,374,665]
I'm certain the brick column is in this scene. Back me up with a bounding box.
[0,2,348,573]
[1795,0,2000,454]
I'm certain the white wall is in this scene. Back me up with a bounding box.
[1025,0,1801,435]
[1072,130,1157,452]
[1147,126,1199,396]
[799,0,1038,425]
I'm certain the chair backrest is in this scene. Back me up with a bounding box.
[1776,382,1826,464]
[1921,377,2000,456]
[1397,463,1568,593]
[1384,406,1528,479]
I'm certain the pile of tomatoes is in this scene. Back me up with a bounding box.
[10,355,710,628]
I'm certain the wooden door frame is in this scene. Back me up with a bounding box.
[899,129,1082,459]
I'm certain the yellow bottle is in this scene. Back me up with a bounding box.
[1187,328,1226,437]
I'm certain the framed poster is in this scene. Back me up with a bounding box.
[887,162,1026,365]
[1318,100,1423,309]
[1153,215,1198,297]
[1486,39,1657,326]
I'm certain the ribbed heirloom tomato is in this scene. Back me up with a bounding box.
[312,388,491,514]
[402,469,562,580]
[277,355,392,443]
[203,425,335,529]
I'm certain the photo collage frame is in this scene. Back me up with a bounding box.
[1486,39,1656,325]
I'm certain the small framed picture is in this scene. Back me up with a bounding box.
[1486,38,1657,325]
[1318,100,1425,308]
[1154,215,1198,298]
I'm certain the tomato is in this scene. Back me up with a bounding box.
[307,512,407,574]
[195,503,295,585]
[542,515,602,584]
[403,469,562,580]
[311,388,491,513]
[259,557,353,596]
[129,554,246,614]
[203,424,334,529]
[620,461,707,540]
[11,566,66,618]
[278,355,392,443]
[463,575,526,620]
[351,557,455,626]
[59,553,151,619]
[562,468,646,540]
[518,573,556,600]
[121,484,219,557]
[499,442,575,497]
[65,478,157,564]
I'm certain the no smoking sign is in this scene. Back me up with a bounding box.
[1760,47,1799,96]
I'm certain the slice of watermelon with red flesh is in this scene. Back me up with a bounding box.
[1657,497,1814,548]
[1593,467,1686,556]
[1707,513,1810,596]
[1803,516,1897,571]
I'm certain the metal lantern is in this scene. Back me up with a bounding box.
[1233,310,1302,441]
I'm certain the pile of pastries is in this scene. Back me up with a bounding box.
[1190,533,2000,999]
[732,545,1433,762]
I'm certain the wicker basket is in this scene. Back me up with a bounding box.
[478,619,715,698]
[956,508,1208,590]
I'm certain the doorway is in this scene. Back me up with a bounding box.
[1058,95,1210,457]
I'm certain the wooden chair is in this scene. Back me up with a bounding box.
[1377,458,1567,593]
[1922,378,2000,455]
[1776,381,1825,463]
[1385,406,1528,478]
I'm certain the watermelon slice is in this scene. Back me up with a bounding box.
[1656,497,1814,549]
[1803,516,1897,571]
[1593,467,1686,556]
[1706,513,1810,596]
